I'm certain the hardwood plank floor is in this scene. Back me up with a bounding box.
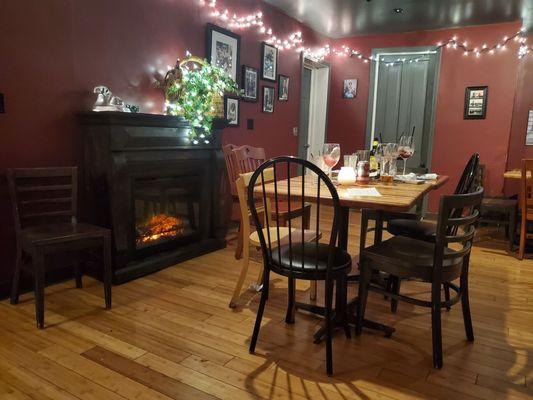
[1,209,532,399]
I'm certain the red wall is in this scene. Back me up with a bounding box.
[326,22,523,209]
[0,0,324,287]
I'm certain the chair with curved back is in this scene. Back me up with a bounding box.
[247,156,352,376]
[357,187,483,369]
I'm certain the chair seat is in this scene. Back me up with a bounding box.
[387,219,437,242]
[362,236,463,282]
[271,242,352,278]
[249,227,320,247]
[21,223,109,247]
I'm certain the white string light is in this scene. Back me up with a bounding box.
[198,1,530,62]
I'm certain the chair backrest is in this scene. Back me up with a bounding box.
[223,144,241,197]
[7,167,78,234]
[434,187,484,269]
[236,168,274,236]
[521,159,533,220]
[454,153,480,195]
[234,145,266,174]
[247,156,341,275]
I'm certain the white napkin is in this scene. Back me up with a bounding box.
[419,173,438,180]
[346,187,382,197]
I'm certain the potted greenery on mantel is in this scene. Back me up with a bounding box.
[162,56,239,144]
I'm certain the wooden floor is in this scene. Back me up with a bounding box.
[1,211,532,399]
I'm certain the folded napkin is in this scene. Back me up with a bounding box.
[346,187,382,197]
[419,173,438,180]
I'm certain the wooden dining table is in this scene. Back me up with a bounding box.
[256,175,449,341]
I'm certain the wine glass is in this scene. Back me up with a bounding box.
[322,143,340,178]
[398,136,414,176]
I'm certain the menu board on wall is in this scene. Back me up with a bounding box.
[527,110,533,145]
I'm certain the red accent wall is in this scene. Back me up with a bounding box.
[0,0,325,285]
[326,22,522,210]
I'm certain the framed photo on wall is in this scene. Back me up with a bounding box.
[261,42,278,81]
[464,86,488,119]
[278,74,289,101]
[241,65,258,102]
[224,96,240,126]
[206,23,241,82]
[262,86,275,113]
[343,79,357,99]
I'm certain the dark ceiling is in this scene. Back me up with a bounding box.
[263,0,531,38]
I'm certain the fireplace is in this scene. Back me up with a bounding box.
[80,112,229,283]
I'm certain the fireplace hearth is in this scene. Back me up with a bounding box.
[80,112,228,283]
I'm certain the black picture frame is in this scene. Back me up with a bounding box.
[464,86,488,120]
[262,86,275,113]
[261,42,278,82]
[278,74,289,101]
[206,23,241,83]
[241,65,259,102]
[224,95,240,127]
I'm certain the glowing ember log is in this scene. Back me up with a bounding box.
[137,214,184,245]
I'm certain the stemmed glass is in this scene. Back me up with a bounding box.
[398,136,414,176]
[322,143,341,178]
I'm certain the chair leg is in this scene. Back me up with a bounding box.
[10,245,23,305]
[519,216,526,260]
[310,281,317,301]
[33,248,45,329]
[229,238,251,308]
[249,267,270,354]
[460,263,474,342]
[235,221,244,260]
[390,276,401,313]
[324,277,334,376]
[285,277,296,324]
[431,280,443,369]
[443,282,451,311]
[508,207,517,251]
[356,262,372,335]
[74,260,83,289]
[103,235,112,309]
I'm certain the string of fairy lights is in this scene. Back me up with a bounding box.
[197,0,531,64]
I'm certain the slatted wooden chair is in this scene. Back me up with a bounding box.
[229,168,321,308]
[357,187,483,369]
[519,159,533,259]
[248,157,352,376]
[7,167,112,328]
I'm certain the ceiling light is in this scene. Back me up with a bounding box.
[393,8,404,14]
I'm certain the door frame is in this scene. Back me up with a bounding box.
[298,54,331,160]
[365,46,442,172]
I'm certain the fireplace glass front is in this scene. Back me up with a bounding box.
[133,176,200,249]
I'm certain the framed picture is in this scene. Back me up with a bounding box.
[278,74,289,101]
[206,23,241,82]
[262,86,275,113]
[241,65,258,102]
[343,79,357,99]
[526,110,533,145]
[224,96,240,127]
[464,86,488,119]
[261,42,278,81]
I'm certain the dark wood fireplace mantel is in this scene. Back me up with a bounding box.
[80,112,228,283]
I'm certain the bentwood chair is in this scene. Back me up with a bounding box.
[357,187,483,369]
[518,159,533,259]
[7,167,112,328]
[361,153,480,312]
[229,168,320,308]
[248,157,352,376]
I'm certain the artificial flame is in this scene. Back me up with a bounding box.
[137,214,184,245]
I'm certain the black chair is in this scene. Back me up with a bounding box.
[356,187,483,369]
[361,153,480,312]
[247,157,352,376]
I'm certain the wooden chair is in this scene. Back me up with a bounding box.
[248,157,352,376]
[519,159,533,259]
[229,168,321,308]
[7,167,112,328]
[361,153,479,312]
[474,164,517,250]
[357,187,483,369]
